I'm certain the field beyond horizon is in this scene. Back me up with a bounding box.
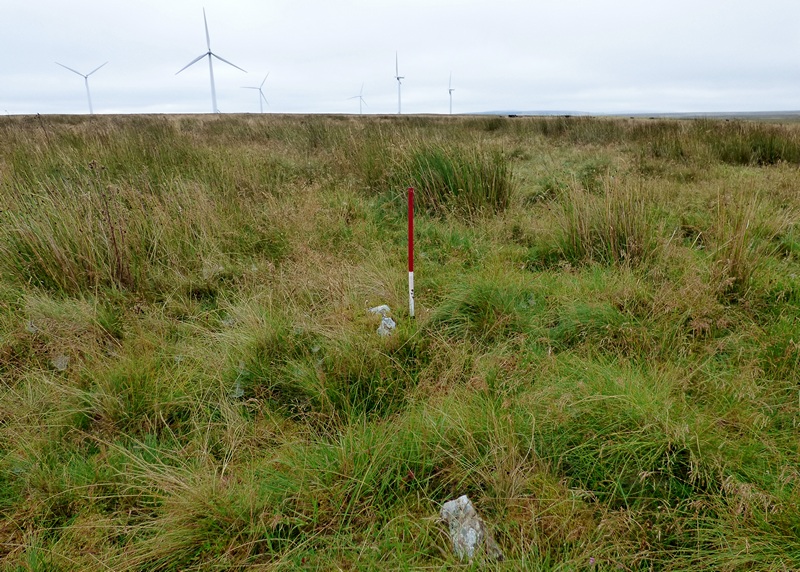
[1,113,800,570]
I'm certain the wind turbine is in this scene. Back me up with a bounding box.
[242,74,269,113]
[348,83,367,114]
[395,52,404,114]
[449,73,455,115]
[55,61,107,114]
[176,8,246,113]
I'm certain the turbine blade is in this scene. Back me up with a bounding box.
[176,53,208,75]
[56,62,83,76]
[360,82,364,96]
[395,52,398,77]
[203,8,211,50]
[260,93,269,105]
[242,86,259,90]
[212,53,246,73]
[87,61,108,76]
[260,73,269,88]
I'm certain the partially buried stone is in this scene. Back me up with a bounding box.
[50,355,69,372]
[368,304,392,317]
[369,305,396,336]
[377,316,396,336]
[440,495,503,562]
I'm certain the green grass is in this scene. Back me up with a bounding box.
[1,113,800,570]
[401,143,514,218]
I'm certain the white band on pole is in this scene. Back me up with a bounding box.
[408,187,415,319]
[409,271,415,318]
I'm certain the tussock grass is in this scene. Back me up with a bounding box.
[428,273,536,344]
[706,121,800,166]
[1,114,800,570]
[554,176,660,267]
[401,144,514,218]
[709,188,793,301]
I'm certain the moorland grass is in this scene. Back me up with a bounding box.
[1,113,799,570]
[402,144,514,218]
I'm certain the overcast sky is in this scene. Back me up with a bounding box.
[2,0,798,115]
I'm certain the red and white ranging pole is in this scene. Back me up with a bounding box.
[408,187,415,318]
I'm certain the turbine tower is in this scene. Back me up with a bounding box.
[55,61,107,114]
[395,52,404,114]
[449,73,455,115]
[348,83,367,114]
[242,74,269,113]
[176,8,246,113]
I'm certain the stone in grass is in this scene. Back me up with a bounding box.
[369,305,392,317]
[440,495,504,562]
[369,305,396,337]
[377,316,396,336]
[50,355,69,372]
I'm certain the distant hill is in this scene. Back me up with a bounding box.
[473,110,591,117]
[623,110,800,121]
[474,110,800,121]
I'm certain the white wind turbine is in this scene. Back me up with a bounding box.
[55,61,107,114]
[449,73,455,115]
[348,83,367,114]
[176,8,246,113]
[243,74,269,113]
[395,52,404,114]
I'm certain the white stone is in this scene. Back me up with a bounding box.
[369,304,392,317]
[377,316,396,337]
[440,495,503,562]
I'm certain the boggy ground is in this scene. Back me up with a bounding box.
[1,113,799,570]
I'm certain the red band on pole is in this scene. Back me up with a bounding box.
[408,187,414,272]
